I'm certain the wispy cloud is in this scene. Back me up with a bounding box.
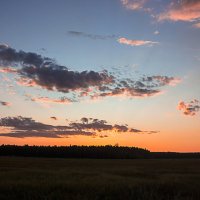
[0,101,11,106]
[0,116,157,138]
[154,30,160,35]
[90,75,180,99]
[68,31,116,40]
[118,37,158,47]
[193,22,200,28]
[177,99,200,116]
[158,0,200,22]
[120,0,147,11]
[68,31,158,48]
[30,96,73,105]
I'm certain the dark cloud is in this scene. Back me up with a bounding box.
[93,87,160,99]
[68,118,113,132]
[141,75,180,87]
[20,65,114,93]
[0,44,9,49]
[99,135,108,138]
[50,116,57,120]
[0,116,156,138]
[0,44,180,101]
[68,31,116,40]
[0,101,11,106]
[0,116,52,131]
[0,116,94,138]
[89,75,180,99]
[0,44,114,93]
[67,117,154,134]
[0,44,49,67]
[177,99,200,116]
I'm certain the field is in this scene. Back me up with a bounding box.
[0,157,200,200]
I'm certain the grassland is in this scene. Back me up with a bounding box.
[0,157,200,200]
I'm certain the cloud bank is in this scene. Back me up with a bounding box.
[0,116,156,138]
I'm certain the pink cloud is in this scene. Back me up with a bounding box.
[177,99,200,116]
[0,67,18,74]
[158,1,200,22]
[118,37,158,46]
[31,96,72,105]
[17,78,38,87]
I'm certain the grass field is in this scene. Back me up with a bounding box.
[0,157,200,200]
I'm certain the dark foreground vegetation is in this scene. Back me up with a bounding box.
[0,157,200,200]
[1,145,200,159]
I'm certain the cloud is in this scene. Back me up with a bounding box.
[0,101,11,106]
[0,44,114,92]
[158,0,200,22]
[30,96,73,105]
[177,99,200,116]
[0,44,46,67]
[68,31,158,49]
[0,44,180,101]
[0,44,9,49]
[89,75,180,99]
[120,0,147,11]
[68,31,116,40]
[154,30,160,35]
[0,67,18,74]
[0,116,94,138]
[193,22,200,28]
[20,66,114,93]
[91,87,161,99]
[0,116,157,138]
[118,37,158,47]
[141,75,181,87]
[50,117,58,120]
[16,77,38,87]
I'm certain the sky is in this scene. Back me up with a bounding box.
[0,0,200,152]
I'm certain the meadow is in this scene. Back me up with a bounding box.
[0,157,200,200]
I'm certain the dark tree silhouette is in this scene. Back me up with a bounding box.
[0,145,199,159]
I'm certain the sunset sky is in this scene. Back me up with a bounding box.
[0,0,200,152]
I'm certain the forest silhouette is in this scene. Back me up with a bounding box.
[0,145,200,159]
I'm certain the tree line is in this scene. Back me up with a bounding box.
[0,145,200,159]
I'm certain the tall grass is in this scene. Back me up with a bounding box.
[0,157,200,200]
